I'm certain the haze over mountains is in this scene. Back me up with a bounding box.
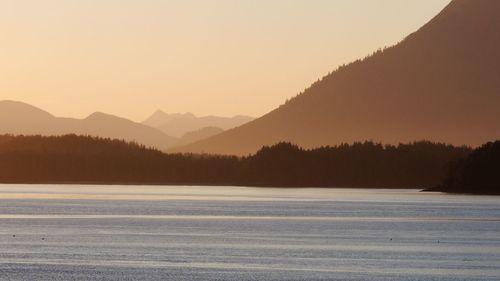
[143,110,254,138]
[173,0,500,155]
[0,100,178,150]
[0,100,252,150]
[175,127,225,147]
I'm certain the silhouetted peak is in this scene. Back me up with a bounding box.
[153,109,166,115]
[177,112,196,118]
[151,109,196,119]
[172,0,500,155]
[143,110,197,127]
[426,0,500,25]
[86,111,111,119]
[85,112,132,123]
[445,0,500,12]
[406,0,500,43]
[0,100,54,119]
[151,110,195,119]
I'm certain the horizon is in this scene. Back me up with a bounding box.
[0,0,450,121]
[0,99,254,120]
[1,1,500,280]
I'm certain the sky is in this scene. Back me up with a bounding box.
[0,0,451,121]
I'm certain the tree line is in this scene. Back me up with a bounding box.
[431,140,500,195]
[0,134,472,188]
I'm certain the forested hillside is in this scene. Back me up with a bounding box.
[431,140,500,195]
[0,135,470,188]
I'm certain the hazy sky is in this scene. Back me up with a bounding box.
[0,0,450,121]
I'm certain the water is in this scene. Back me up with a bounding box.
[0,185,499,281]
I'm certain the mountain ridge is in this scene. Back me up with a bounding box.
[0,100,254,150]
[172,0,500,155]
[0,100,178,150]
[142,110,254,138]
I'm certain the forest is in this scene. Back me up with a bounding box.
[430,140,500,195]
[0,134,474,189]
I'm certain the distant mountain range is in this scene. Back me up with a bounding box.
[174,127,224,147]
[172,0,500,155]
[0,100,252,150]
[142,110,254,138]
[0,100,178,150]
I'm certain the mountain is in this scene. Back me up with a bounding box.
[0,100,177,150]
[172,0,500,155]
[176,127,225,147]
[143,110,253,138]
[143,110,196,129]
[0,100,56,135]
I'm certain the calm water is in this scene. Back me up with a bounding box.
[0,185,499,281]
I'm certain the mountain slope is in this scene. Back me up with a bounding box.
[0,100,56,135]
[173,0,500,155]
[143,110,253,138]
[0,100,177,150]
[143,111,196,129]
[176,127,224,147]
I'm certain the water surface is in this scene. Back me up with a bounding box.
[0,185,499,281]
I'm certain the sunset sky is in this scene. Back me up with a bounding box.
[0,0,450,121]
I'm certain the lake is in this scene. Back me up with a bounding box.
[0,185,499,281]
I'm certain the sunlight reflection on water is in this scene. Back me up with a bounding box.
[0,184,499,281]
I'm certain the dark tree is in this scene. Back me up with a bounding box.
[0,134,472,189]
[433,140,500,195]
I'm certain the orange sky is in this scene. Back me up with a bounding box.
[0,0,450,121]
